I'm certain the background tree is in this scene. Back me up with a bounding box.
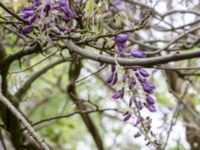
[0,0,200,150]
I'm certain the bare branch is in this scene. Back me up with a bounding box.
[15,57,72,99]
[0,92,49,150]
[65,40,200,66]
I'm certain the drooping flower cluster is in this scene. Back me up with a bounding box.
[105,34,157,142]
[21,0,74,34]
[130,48,156,112]
[109,34,157,113]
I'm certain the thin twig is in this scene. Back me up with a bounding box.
[31,108,119,127]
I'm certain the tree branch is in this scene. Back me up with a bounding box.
[0,2,27,23]
[31,108,119,127]
[0,42,42,67]
[0,92,49,150]
[65,40,200,66]
[15,57,72,99]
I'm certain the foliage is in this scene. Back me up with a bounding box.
[0,0,200,150]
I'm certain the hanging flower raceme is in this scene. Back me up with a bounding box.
[106,39,157,113]
[20,0,75,34]
[103,38,157,144]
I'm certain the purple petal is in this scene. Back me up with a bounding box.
[33,0,41,7]
[139,68,149,77]
[131,96,137,104]
[111,73,118,86]
[106,74,114,84]
[22,11,34,19]
[60,0,67,6]
[122,74,127,83]
[146,95,155,105]
[111,64,116,73]
[116,34,128,43]
[138,77,146,83]
[23,6,34,11]
[53,4,60,9]
[142,81,155,94]
[112,90,122,99]
[123,113,131,121]
[131,49,146,58]
[112,89,124,99]
[134,132,141,138]
[62,5,74,17]
[21,25,33,34]
[117,42,126,56]
[57,25,66,32]
[29,14,37,24]
[44,0,51,16]
[135,72,146,83]
[148,104,157,112]
[61,15,70,22]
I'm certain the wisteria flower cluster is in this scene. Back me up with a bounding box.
[21,0,74,34]
[106,34,157,143]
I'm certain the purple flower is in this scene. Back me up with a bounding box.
[29,14,37,24]
[117,42,126,56]
[57,25,66,32]
[116,34,128,57]
[62,5,74,17]
[148,104,157,112]
[106,74,114,84]
[22,10,34,19]
[21,25,33,34]
[53,4,60,9]
[116,34,128,43]
[142,81,155,94]
[122,74,127,83]
[33,0,41,7]
[146,95,155,105]
[23,6,34,11]
[60,0,67,6]
[123,113,131,121]
[131,96,137,104]
[112,89,124,99]
[131,49,146,58]
[111,64,116,73]
[138,77,146,83]
[139,68,149,77]
[111,73,118,86]
[61,15,70,22]
[135,73,146,83]
[44,0,51,16]
[134,132,141,138]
